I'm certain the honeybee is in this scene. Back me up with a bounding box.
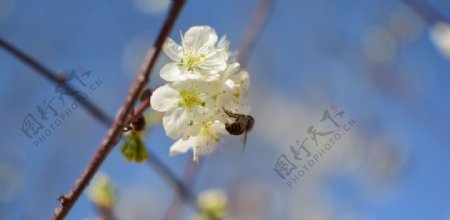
[223,107,255,152]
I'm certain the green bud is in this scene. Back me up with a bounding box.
[87,173,116,210]
[197,189,228,220]
[120,132,148,163]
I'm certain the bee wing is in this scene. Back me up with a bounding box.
[240,132,248,154]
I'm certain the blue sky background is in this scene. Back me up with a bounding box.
[1,0,450,219]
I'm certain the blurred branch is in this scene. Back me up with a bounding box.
[147,154,199,205]
[238,0,276,66]
[163,159,202,220]
[0,3,198,217]
[51,0,186,219]
[0,37,113,126]
[401,0,450,25]
[163,0,276,219]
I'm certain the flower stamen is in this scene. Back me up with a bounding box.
[179,89,205,109]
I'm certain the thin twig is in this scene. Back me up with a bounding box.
[162,0,276,219]
[147,155,199,208]
[51,0,186,219]
[401,0,450,25]
[134,98,150,120]
[238,0,276,66]
[0,37,113,126]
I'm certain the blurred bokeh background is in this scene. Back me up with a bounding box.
[1,0,450,219]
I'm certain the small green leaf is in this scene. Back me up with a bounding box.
[120,132,148,163]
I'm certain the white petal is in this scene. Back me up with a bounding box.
[160,63,186,81]
[169,122,224,160]
[184,122,202,138]
[236,69,250,90]
[195,135,218,156]
[196,69,220,81]
[210,122,227,136]
[184,72,203,81]
[203,50,228,65]
[221,62,240,79]
[217,35,230,50]
[218,67,251,116]
[163,38,183,61]
[150,84,179,112]
[223,67,250,90]
[200,61,227,74]
[217,83,234,106]
[198,51,228,73]
[169,138,193,156]
[171,78,201,91]
[182,26,218,52]
[163,107,189,139]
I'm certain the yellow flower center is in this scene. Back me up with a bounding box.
[183,52,206,71]
[179,89,205,109]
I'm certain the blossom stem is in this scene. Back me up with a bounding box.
[50,0,186,219]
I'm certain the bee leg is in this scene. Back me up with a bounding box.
[223,107,239,119]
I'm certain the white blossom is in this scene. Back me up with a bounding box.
[151,79,220,139]
[161,26,230,81]
[151,25,251,161]
[217,62,251,117]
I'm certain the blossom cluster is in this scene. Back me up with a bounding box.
[151,26,251,161]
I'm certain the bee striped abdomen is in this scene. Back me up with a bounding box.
[245,115,254,131]
[226,122,244,135]
[222,108,255,152]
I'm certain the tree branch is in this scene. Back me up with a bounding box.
[0,37,113,126]
[51,0,186,219]
[0,2,198,216]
